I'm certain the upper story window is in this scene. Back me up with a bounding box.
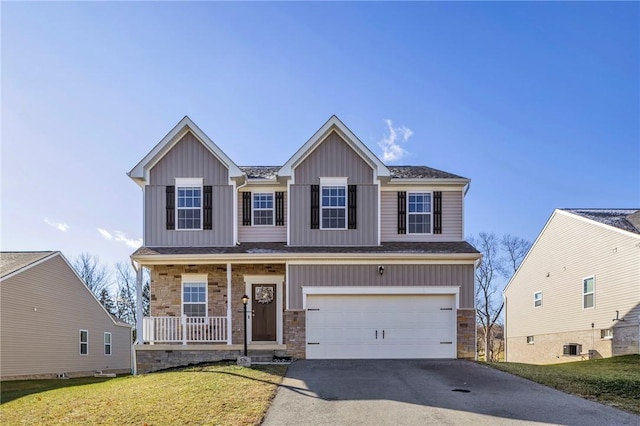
[80,329,88,355]
[583,276,594,309]
[534,291,542,308]
[253,193,274,226]
[321,178,347,230]
[104,332,112,355]
[182,274,208,317]
[408,192,432,234]
[176,178,203,230]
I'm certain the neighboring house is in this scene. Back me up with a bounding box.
[128,115,481,373]
[0,251,133,380]
[504,209,640,364]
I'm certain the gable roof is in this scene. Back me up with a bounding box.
[128,116,244,187]
[278,115,391,179]
[560,208,640,235]
[1,251,56,279]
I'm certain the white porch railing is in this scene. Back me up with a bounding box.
[143,316,227,344]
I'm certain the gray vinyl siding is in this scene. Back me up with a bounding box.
[288,264,474,309]
[381,190,464,242]
[294,131,374,184]
[505,212,640,340]
[238,191,287,242]
[149,132,229,185]
[289,184,378,246]
[145,185,234,246]
[0,255,131,379]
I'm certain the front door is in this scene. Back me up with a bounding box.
[252,284,277,341]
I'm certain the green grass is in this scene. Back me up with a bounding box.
[483,354,640,414]
[1,363,288,425]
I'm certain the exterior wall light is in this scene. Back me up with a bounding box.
[378,265,385,276]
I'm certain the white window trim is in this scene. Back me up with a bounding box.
[80,329,88,356]
[533,291,542,308]
[181,274,208,317]
[252,192,275,227]
[527,336,534,344]
[104,332,112,356]
[175,177,204,231]
[582,275,595,309]
[601,328,614,340]
[407,191,433,234]
[320,177,348,230]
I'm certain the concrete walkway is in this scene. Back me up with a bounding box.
[263,359,639,426]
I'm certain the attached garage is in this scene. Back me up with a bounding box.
[304,287,457,359]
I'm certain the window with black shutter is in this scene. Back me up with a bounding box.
[397,191,406,234]
[433,191,442,234]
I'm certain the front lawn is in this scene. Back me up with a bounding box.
[483,354,640,414]
[1,363,287,425]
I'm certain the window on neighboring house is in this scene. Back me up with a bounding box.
[534,291,542,308]
[563,343,581,356]
[104,332,112,355]
[182,275,207,317]
[253,193,274,226]
[527,336,534,344]
[601,329,613,339]
[408,192,432,234]
[80,330,88,355]
[321,179,347,229]
[583,276,594,309]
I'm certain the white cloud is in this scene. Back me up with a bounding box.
[44,218,70,232]
[97,228,113,240]
[378,119,413,162]
[97,228,142,248]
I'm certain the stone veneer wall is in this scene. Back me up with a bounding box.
[507,322,639,364]
[284,310,306,359]
[149,263,285,345]
[457,309,476,359]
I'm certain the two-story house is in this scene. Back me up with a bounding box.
[128,116,481,373]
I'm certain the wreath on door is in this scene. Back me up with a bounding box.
[255,286,274,304]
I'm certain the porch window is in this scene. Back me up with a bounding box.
[80,329,88,355]
[104,332,112,355]
[253,193,274,226]
[182,274,208,317]
[408,192,432,234]
[583,276,594,309]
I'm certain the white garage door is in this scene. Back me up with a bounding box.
[306,294,456,359]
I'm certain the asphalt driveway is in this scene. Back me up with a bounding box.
[262,359,639,426]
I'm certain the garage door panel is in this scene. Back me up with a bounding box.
[306,294,456,359]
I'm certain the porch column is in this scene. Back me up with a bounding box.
[226,263,232,345]
[135,263,143,345]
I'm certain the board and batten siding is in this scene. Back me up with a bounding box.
[288,264,474,310]
[0,256,131,379]
[505,212,640,339]
[381,190,464,242]
[149,132,229,185]
[294,131,374,184]
[145,185,234,246]
[238,191,287,242]
[289,184,378,246]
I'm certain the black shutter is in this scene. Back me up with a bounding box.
[166,186,175,230]
[433,191,442,234]
[203,186,212,230]
[242,192,252,226]
[348,185,357,229]
[275,192,285,226]
[397,191,406,234]
[310,185,320,229]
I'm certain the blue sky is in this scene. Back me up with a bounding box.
[2,2,639,272]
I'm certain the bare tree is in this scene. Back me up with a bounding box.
[470,233,531,361]
[72,253,110,295]
[115,262,137,326]
[98,287,117,314]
